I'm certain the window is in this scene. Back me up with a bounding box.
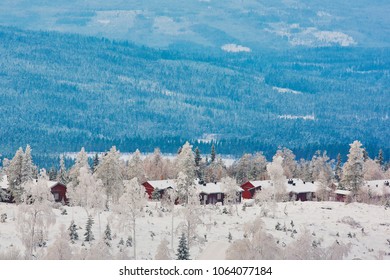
[217,193,221,200]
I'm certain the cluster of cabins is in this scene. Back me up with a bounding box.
[1,174,390,205]
[0,175,67,204]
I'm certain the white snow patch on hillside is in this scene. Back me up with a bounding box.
[91,10,140,28]
[314,31,356,47]
[273,86,303,95]
[278,114,316,121]
[153,16,191,36]
[221,44,251,53]
[266,22,357,47]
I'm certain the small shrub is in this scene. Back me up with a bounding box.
[0,213,7,223]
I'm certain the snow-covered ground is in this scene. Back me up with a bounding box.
[1,201,390,259]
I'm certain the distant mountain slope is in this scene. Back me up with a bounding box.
[0,26,389,163]
[0,0,389,49]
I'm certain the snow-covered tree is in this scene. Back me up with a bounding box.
[234,153,252,184]
[335,153,343,182]
[204,156,227,183]
[84,215,95,242]
[114,178,148,259]
[210,144,216,163]
[144,148,165,180]
[92,153,99,173]
[249,152,268,180]
[57,155,69,185]
[95,146,124,206]
[21,145,34,184]
[376,149,384,167]
[311,151,333,182]
[104,223,112,247]
[342,140,365,197]
[176,142,196,186]
[275,147,297,178]
[162,188,178,251]
[176,233,190,260]
[267,155,287,201]
[364,159,385,180]
[69,147,90,186]
[67,166,105,216]
[127,149,146,183]
[18,169,56,259]
[221,176,240,215]
[48,166,57,181]
[226,216,281,259]
[68,220,79,243]
[155,238,171,260]
[179,184,203,247]
[45,225,73,260]
[6,147,24,202]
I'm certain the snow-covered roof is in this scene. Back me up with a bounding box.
[362,179,390,196]
[198,182,242,194]
[334,189,351,196]
[248,180,273,190]
[145,180,176,190]
[286,179,320,194]
[248,179,321,194]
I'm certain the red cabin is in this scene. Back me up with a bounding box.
[48,181,68,204]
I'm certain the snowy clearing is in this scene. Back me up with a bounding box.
[1,201,389,260]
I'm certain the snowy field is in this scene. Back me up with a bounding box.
[1,200,390,260]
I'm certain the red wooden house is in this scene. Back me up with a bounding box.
[240,180,269,199]
[142,180,176,199]
[48,181,68,204]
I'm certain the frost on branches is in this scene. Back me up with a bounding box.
[267,155,287,201]
[17,169,56,259]
[342,140,365,197]
[113,178,148,259]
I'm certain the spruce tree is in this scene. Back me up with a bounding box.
[84,215,95,242]
[151,188,161,200]
[211,144,216,163]
[48,166,58,181]
[377,149,384,168]
[342,140,365,197]
[68,220,79,243]
[335,153,342,182]
[57,155,69,184]
[93,153,99,173]
[104,223,112,247]
[176,233,190,260]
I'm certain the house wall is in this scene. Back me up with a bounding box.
[240,182,255,199]
[51,184,67,204]
[142,182,154,199]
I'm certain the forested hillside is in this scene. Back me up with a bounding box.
[0,26,389,166]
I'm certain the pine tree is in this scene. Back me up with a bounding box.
[57,155,69,185]
[68,220,79,243]
[93,153,99,173]
[176,233,190,260]
[84,215,95,242]
[104,223,112,247]
[335,153,342,182]
[194,147,202,180]
[48,166,58,181]
[211,144,216,163]
[376,149,384,168]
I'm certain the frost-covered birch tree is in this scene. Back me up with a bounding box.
[95,146,124,207]
[114,178,148,259]
[69,147,89,186]
[221,176,240,216]
[127,149,146,183]
[18,169,55,259]
[267,155,287,201]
